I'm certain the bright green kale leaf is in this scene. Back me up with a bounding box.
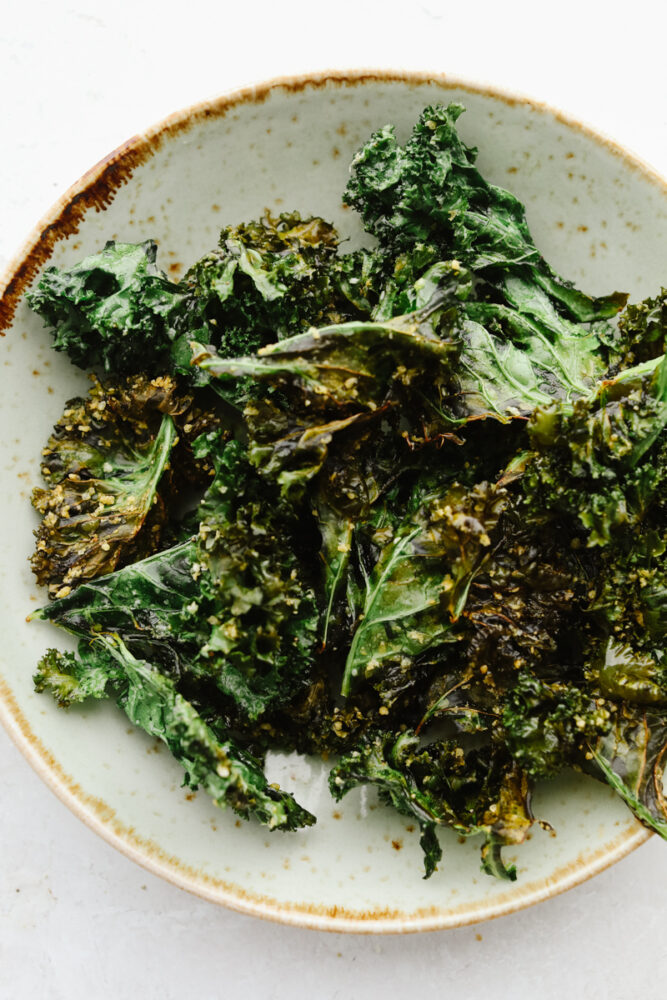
[191,438,320,719]
[453,313,601,421]
[341,480,508,701]
[382,254,615,419]
[27,241,186,375]
[35,637,314,831]
[462,274,610,404]
[31,375,185,599]
[34,646,121,706]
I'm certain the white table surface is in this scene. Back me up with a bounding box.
[1,3,666,997]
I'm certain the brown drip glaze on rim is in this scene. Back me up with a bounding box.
[0,69,663,932]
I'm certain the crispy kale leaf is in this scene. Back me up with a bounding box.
[192,286,459,411]
[31,375,185,598]
[174,212,343,364]
[617,287,667,366]
[513,352,667,825]
[371,255,609,418]
[191,281,465,497]
[503,674,610,779]
[27,216,347,381]
[190,437,320,719]
[341,480,507,701]
[330,730,532,880]
[34,645,119,706]
[344,102,626,324]
[523,355,666,545]
[194,262,623,506]
[33,435,321,723]
[30,537,199,676]
[34,637,314,830]
[587,706,667,837]
[27,241,186,375]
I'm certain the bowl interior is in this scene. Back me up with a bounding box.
[1,72,665,932]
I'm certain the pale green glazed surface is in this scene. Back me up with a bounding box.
[1,73,665,932]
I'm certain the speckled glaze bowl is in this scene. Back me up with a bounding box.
[1,71,666,933]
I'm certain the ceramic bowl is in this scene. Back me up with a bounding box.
[1,70,665,933]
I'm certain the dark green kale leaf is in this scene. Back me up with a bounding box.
[189,437,321,720]
[30,537,199,676]
[511,354,666,806]
[461,275,612,409]
[34,636,314,831]
[523,354,666,545]
[317,503,355,649]
[502,673,611,779]
[31,375,188,599]
[329,730,445,877]
[344,102,626,324]
[27,241,186,375]
[420,504,593,743]
[366,251,617,418]
[332,247,390,317]
[34,433,320,723]
[311,412,439,653]
[192,262,590,503]
[330,729,533,880]
[191,285,460,414]
[26,217,348,384]
[586,518,666,673]
[174,211,342,364]
[211,250,613,459]
[344,103,538,266]
[190,281,464,496]
[341,480,508,701]
[617,288,667,366]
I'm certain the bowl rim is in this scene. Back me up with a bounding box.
[0,67,660,933]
